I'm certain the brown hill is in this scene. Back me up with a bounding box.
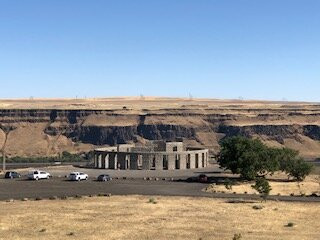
[0,97,320,158]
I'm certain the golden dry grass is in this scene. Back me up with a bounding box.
[0,195,319,240]
[206,174,320,196]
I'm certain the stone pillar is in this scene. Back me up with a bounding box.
[126,154,130,169]
[189,153,196,169]
[179,153,187,170]
[94,153,97,168]
[115,154,118,169]
[142,154,151,170]
[195,153,199,168]
[101,153,106,169]
[202,152,207,168]
[97,154,102,168]
[108,153,117,169]
[117,153,126,170]
[104,154,109,169]
[129,154,138,170]
[206,151,209,167]
[167,154,175,170]
[155,154,163,170]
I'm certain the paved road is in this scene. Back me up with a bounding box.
[1,177,319,202]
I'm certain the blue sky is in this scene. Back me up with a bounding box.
[0,0,319,101]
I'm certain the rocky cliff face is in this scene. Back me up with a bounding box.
[1,98,320,158]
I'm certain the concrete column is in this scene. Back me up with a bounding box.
[189,153,196,169]
[97,154,102,168]
[108,153,117,169]
[179,153,187,170]
[142,154,151,170]
[104,154,109,169]
[167,154,175,170]
[129,154,138,170]
[155,154,162,170]
[101,153,106,169]
[94,153,97,168]
[126,154,130,169]
[117,153,126,170]
[195,153,199,168]
[115,154,118,169]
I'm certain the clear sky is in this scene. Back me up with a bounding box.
[0,0,319,101]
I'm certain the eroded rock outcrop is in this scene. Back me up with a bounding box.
[1,100,320,158]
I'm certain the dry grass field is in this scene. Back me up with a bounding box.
[206,174,320,196]
[0,195,319,240]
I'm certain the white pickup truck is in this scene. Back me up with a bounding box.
[28,170,51,180]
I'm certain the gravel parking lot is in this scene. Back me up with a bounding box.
[13,164,223,179]
[1,165,319,202]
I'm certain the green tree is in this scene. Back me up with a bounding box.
[284,157,313,181]
[218,136,312,182]
[218,136,279,180]
[270,147,312,181]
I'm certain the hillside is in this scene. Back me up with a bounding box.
[1,97,320,158]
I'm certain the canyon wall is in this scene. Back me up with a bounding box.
[1,98,320,158]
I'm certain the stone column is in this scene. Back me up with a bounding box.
[167,154,175,170]
[115,154,118,169]
[97,154,102,168]
[189,153,196,169]
[179,153,187,170]
[155,154,163,170]
[129,154,138,170]
[94,153,97,168]
[142,154,151,170]
[104,154,109,169]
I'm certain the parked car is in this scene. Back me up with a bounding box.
[28,170,51,180]
[4,171,21,179]
[97,174,112,182]
[68,172,88,181]
[198,174,208,183]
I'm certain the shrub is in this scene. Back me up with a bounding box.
[252,205,264,210]
[251,177,271,199]
[148,198,157,204]
[233,233,242,240]
[224,179,233,190]
[286,222,295,227]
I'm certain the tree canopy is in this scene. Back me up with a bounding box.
[218,136,312,181]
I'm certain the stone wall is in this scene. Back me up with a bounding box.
[94,148,209,170]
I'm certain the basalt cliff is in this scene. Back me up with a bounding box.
[1,98,320,158]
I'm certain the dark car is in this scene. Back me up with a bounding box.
[5,171,21,179]
[97,174,112,182]
[198,174,208,183]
